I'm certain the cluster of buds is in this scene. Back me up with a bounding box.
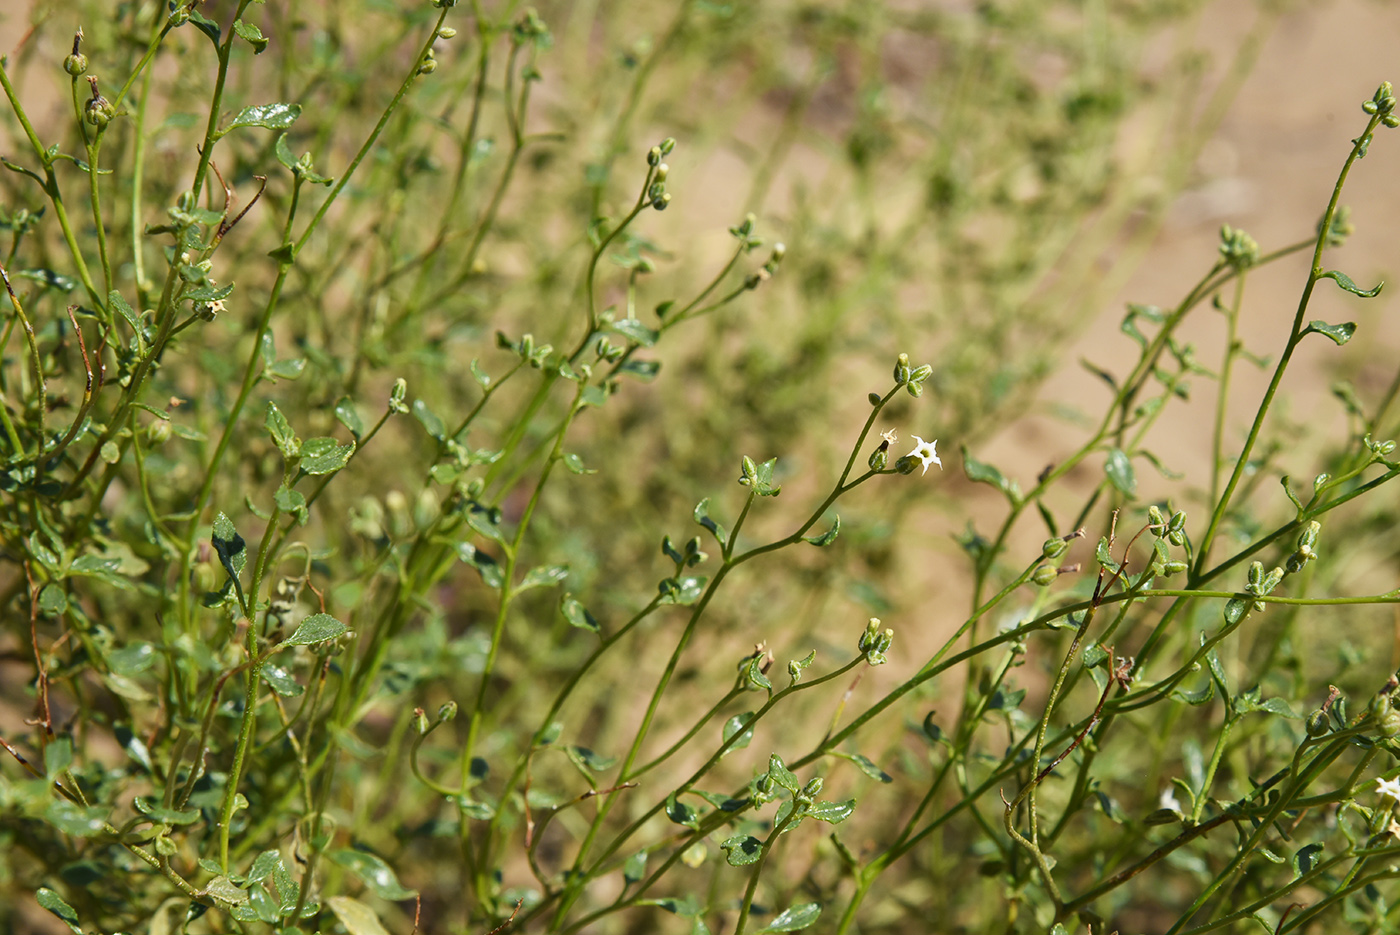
[645,138,676,210]
[1217,224,1258,271]
[1243,560,1285,613]
[1363,81,1398,127]
[858,618,893,666]
[1285,521,1321,574]
[891,352,933,398]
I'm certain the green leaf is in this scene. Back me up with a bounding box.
[282,613,346,646]
[211,512,247,582]
[469,358,491,388]
[18,268,78,292]
[519,564,569,592]
[267,358,306,380]
[1171,679,1214,706]
[233,19,269,53]
[722,713,755,753]
[836,752,892,783]
[559,594,600,634]
[246,850,284,886]
[273,485,309,526]
[412,399,445,440]
[265,402,298,458]
[261,663,304,697]
[110,290,149,347]
[720,834,763,866]
[744,653,772,692]
[618,359,660,380]
[607,318,659,346]
[334,397,364,437]
[1104,448,1137,496]
[45,799,106,836]
[562,452,596,474]
[1302,320,1357,346]
[133,796,200,825]
[36,887,83,934]
[766,754,799,794]
[183,282,234,302]
[693,498,727,545]
[565,745,618,779]
[805,798,856,824]
[623,849,648,885]
[44,735,72,778]
[330,850,417,900]
[961,446,1020,501]
[219,102,302,137]
[1293,842,1323,876]
[326,895,391,935]
[456,543,504,588]
[299,437,354,475]
[1319,269,1383,298]
[757,902,822,933]
[664,793,699,829]
[804,515,840,547]
[187,9,222,44]
[658,575,706,605]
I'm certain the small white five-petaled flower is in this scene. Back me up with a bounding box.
[1376,776,1400,804]
[908,436,942,476]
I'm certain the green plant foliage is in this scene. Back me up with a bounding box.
[4,2,1400,934]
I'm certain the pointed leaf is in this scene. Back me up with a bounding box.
[299,437,354,475]
[326,895,391,935]
[1319,269,1383,298]
[211,512,247,582]
[1104,448,1137,496]
[220,103,302,136]
[720,834,763,866]
[330,850,417,900]
[722,713,755,753]
[560,594,599,633]
[1302,320,1357,346]
[805,798,856,824]
[757,902,822,933]
[608,318,658,346]
[836,752,892,783]
[282,613,346,647]
[37,887,83,934]
[804,515,840,547]
[519,564,569,592]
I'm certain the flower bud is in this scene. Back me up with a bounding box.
[1305,710,1329,737]
[647,146,662,166]
[146,419,172,445]
[1041,537,1068,560]
[893,353,912,385]
[65,52,89,77]
[438,701,458,722]
[800,777,824,799]
[1031,565,1059,587]
[868,444,888,472]
[651,193,671,211]
[437,26,458,38]
[659,137,676,155]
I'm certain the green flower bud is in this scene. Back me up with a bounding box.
[1031,565,1059,587]
[438,701,458,722]
[64,52,89,77]
[1041,537,1068,560]
[1161,560,1188,576]
[146,419,172,444]
[800,777,824,799]
[651,193,671,211]
[868,444,888,472]
[1305,710,1329,737]
[1247,561,1264,591]
[1147,505,1165,528]
[867,392,881,406]
[647,146,662,166]
[893,353,911,385]
[437,26,458,38]
[659,137,676,155]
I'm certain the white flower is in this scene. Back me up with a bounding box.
[1376,776,1400,804]
[908,435,942,476]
